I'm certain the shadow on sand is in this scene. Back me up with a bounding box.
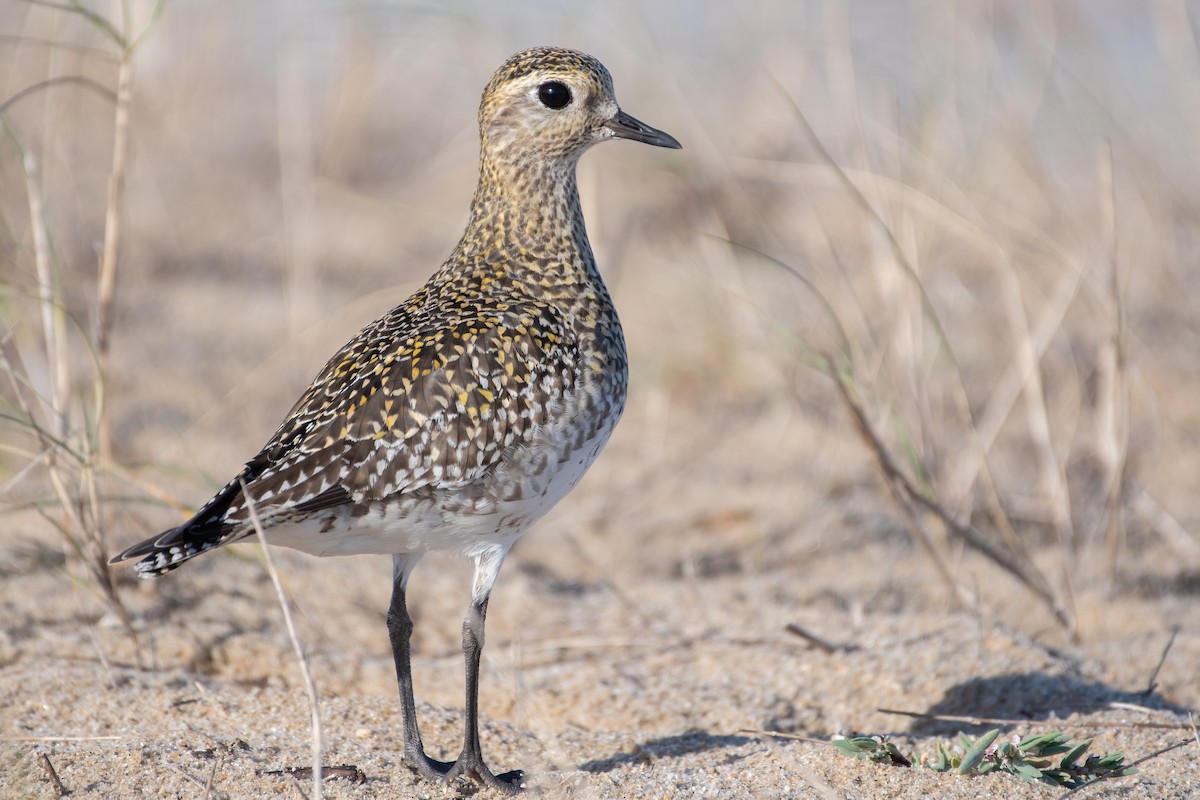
[579,731,753,773]
[909,671,1192,737]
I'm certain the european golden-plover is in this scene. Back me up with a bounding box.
[111,46,680,792]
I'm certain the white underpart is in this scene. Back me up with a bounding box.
[258,413,616,576]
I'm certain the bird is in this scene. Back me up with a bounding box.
[110,45,680,793]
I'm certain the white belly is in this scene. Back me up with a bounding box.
[265,413,618,559]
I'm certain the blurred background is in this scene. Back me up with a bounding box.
[3,0,1200,643]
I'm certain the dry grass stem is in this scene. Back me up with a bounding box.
[22,152,66,445]
[0,735,123,742]
[0,75,117,116]
[737,728,828,744]
[203,753,221,800]
[94,48,131,467]
[1140,627,1179,696]
[38,752,68,796]
[1131,491,1200,565]
[239,482,324,800]
[784,622,855,654]
[877,708,1194,731]
[1097,142,1131,580]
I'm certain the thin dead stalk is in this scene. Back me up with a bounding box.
[203,751,221,800]
[736,728,829,744]
[94,48,131,468]
[23,153,67,444]
[38,753,68,796]
[1097,142,1131,580]
[1133,491,1200,564]
[1,735,122,742]
[240,482,324,800]
[0,32,120,60]
[0,75,117,116]
[878,707,1195,731]
[784,623,856,654]
[1141,627,1179,696]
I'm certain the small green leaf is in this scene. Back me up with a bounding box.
[930,742,951,772]
[882,741,912,767]
[1020,732,1075,759]
[1035,743,1074,758]
[833,736,880,758]
[958,729,999,774]
[1011,761,1044,782]
[1060,739,1092,768]
[1018,732,1059,750]
[1039,769,1070,786]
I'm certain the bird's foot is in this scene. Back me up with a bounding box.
[402,744,454,782]
[445,748,524,794]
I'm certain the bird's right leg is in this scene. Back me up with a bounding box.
[386,553,451,780]
[444,545,523,793]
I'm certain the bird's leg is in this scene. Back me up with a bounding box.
[386,562,453,780]
[445,546,523,792]
[444,597,523,792]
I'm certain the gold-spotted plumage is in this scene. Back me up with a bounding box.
[111,46,680,792]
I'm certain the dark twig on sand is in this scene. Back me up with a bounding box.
[39,753,68,796]
[1140,627,1178,697]
[261,765,367,784]
[785,623,858,654]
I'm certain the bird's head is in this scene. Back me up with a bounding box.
[478,46,681,169]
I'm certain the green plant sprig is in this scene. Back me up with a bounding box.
[832,729,1137,789]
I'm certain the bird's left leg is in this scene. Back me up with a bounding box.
[445,545,524,793]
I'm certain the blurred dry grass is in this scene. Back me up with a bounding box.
[3,0,1200,651]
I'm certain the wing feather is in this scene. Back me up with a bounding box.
[237,298,576,516]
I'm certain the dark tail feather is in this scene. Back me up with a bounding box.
[109,465,254,578]
[107,522,227,577]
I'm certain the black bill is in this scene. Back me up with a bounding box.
[605,109,682,149]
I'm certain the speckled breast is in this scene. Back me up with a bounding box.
[470,310,628,539]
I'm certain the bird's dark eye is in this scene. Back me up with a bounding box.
[537,81,572,110]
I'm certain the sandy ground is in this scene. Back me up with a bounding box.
[2,480,1198,798]
[4,1,1200,798]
